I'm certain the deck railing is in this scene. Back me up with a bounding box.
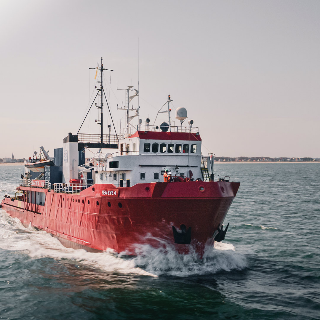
[78,133,122,144]
[53,183,89,194]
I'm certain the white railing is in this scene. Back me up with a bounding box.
[53,183,89,194]
[20,179,51,189]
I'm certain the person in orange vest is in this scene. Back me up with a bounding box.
[164,170,168,182]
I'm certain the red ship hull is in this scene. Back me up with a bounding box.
[1,180,240,257]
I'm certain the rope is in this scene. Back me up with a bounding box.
[153,101,167,126]
[77,91,99,134]
[102,88,119,142]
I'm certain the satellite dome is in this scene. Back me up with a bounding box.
[160,122,169,132]
[176,107,187,121]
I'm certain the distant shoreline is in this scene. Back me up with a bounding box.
[1,161,319,167]
[215,161,320,164]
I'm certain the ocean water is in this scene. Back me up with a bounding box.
[0,164,319,320]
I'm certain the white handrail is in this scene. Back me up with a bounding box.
[53,183,89,194]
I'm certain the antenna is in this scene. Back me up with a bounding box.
[138,38,140,130]
[167,94,173,132]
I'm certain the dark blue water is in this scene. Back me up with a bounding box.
[1,164,319,319]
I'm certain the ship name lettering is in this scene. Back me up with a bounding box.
[102,190,117,196]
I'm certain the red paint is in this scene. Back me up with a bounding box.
[129,131,201,141]
[1,181,240,257]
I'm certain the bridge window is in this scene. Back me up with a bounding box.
[152,143,159,153]
[140,172,145,180]
[154,172,159,180]
[160,143,167,153]
[168,144,174,153]
[175,144,182,153]
[183,144,189,153]
[144,143,150,152]
[191,144,197,153]
[109,161,119,168]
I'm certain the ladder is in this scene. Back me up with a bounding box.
[201,167,210,182]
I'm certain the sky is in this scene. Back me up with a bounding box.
[0,0,319,158]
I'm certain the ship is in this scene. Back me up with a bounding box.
[1,58,240,257]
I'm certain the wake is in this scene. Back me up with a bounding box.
[0,210,247,278]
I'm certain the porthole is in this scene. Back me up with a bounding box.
[108,202,111,207]
[92,187,95,192]
[96,201,99,206]
[118,202,122,208]
[199,186,205,192]
[145,187,150,191]
[88,200,90,204]
[82,200,84,204]
[78,199,80,203]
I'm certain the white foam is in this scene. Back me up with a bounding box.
[0,210,247,278]
[131,238,247,277]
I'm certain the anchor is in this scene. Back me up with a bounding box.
[213,223,229,242]
[172,224,192,244]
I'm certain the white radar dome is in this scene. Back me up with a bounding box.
[176,107,187,121]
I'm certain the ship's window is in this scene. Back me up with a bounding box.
[160,143,167,153]
[161,170,165,175]
[191,144,197,153]
[109,161,119,168]
[168,144,174,153]
[82,200,84,204]
[108,202,111,207]
[140,172,145,180]
[78,199,80,203]
[96,201,99,206]
[175,144,182,153]
[118,202,122,208]
[100,173,103,181]
[183,144,189,153]
[144,143,150,152]
[113,173,117,180]
[88,200,90,204]
[154,172,159,180]
[152,143,159,153]
[126,179,130,187]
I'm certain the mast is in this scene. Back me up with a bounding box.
[167,94,172,132]
[89,57,113,146]
[100,57,104,145]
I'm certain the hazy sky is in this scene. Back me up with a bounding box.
[0,0,319,158]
